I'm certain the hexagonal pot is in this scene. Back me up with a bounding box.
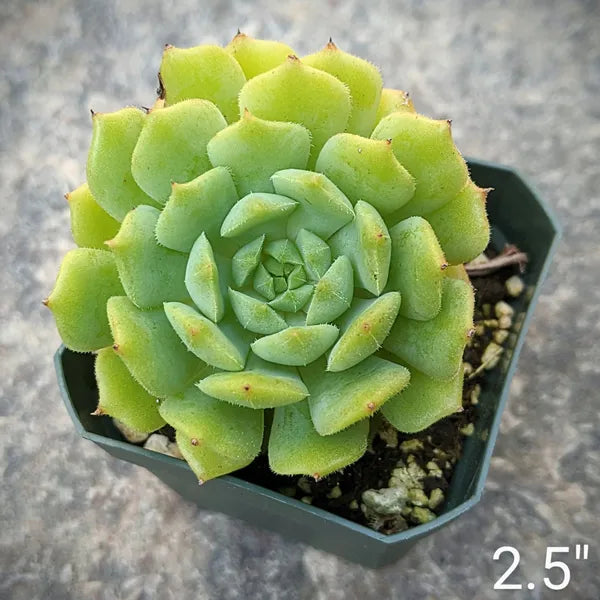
[54,159,560,568]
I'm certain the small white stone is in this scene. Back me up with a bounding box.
[378,422,399,448]
[470,384,481,405]
[301,496,313,505]
[408,488,429,506]
[399,439,423,453]
[428,488,445,510]
[349,499,359,510]
[362,486,409,516]
[297,476,312,494]
[113,419,149,444]
[327,485,342,499]
[498,315,513,329]
[389,460,427,489]
[460,423,475,436]
[426,461,443,478]
[505,275,524,297]
[493,329,509,344]
[495,300,514,318]
[169,441,184,460]
[482,341,504,369]
[410,506,436,524]
[143,433,183,459]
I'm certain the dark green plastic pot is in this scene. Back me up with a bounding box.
[54,159,560,568]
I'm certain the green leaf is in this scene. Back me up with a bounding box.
[271,169,354,240]
[108,205,189,309]
[329,200,391,295]
[371,112,468,217]
[315,133,414,215]
[228,289,287,335]
[327,292,401,372]
[251,324,338,366]
[159,386,263,460]
[95,347,165,432]
[295,229,331,280]
[46,248,124,352]
[207,111,311,196]
[164,302,248,371]
[185,233,224,323]
[268,400,368,477]
[66,183,119,249]
[305,255,353,325]
[252,264,276,301]
[238,56,351,167]
[225,33,296,79]
[426,179,491,265]
[198,354,309,409]
[87,108,159,221]
[220,192,297,240]
[268,284,314,312]
[287,265,307,290]
[155,167,238,253]
[231,235,265,287]
[160,44,246,123]
[177,431,255,483]
[383,278,474,380]
[131,99,227,203]
[387,216,446,321]
[303,42,382,137]
[383,364,464,433]
[302,356,410,435]
[264,238,303,265]
[107,296,207,398]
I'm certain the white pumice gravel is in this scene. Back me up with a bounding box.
[505,275,525,297]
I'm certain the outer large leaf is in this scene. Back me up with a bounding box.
[268,400,369,477]
[159,386,263,461]
[95,347,165,432]
[302,356,410,435]
[383,364,464,433]
[46,248,124,352]
[383,278,474,380]
[131,99,227,203]
[371,112,468,217]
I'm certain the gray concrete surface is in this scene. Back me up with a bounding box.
[1,0,599,598]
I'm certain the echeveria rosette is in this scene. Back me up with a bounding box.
[46,35,490,483]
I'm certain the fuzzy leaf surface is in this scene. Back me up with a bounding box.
[131,99,227,203]
[387,216,446,321]
[107,296,206,398]
[383,364,464,433]
[268,400,369,477]
[95,347,165,432]
[383,278,474,380]
[46,249,124,352]
[155,167,238,253]
[109,205,189,309]
[303,356,410,435]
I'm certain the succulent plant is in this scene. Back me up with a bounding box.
[47,34,490,483]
